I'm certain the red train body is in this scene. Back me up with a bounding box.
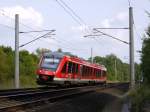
[36,52,107,85]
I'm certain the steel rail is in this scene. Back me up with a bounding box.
[0,83,129,112]
[0,86,57,96]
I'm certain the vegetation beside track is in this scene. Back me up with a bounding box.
[0,46,38,89]
[130,21,150,112]
[130,84,150,112]
[0,46,140,89]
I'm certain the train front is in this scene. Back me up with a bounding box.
[36,52,62,85]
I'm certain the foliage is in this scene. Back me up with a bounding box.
[35,48,51,58]
[141,26,150,84]
[130,85,150,112]
[0,46,39,89]
[57,48,62,52]
[130,17,150,112]
[90,54,141,82]
[0,45,141,89]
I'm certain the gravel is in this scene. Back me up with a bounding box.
[33,87,129,112]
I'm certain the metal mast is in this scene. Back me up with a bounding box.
[15,14,19,88]
[129,7,135,88]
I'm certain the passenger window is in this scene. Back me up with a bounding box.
[68,62,73,73]
[75,64,78,74]
[61,62,67,73]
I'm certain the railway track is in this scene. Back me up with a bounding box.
[0,86,58,96]
[0,83,129,112]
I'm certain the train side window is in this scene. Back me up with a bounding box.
[96,69,99,77]
[82,66,85,76]
[68,62,73,73]
[94,69,96,76]
[90,68,92,75]
[101,70,103,77]
[82,66,86,76]
[99,70,101,77]
[72,63,75,73]
[75,64,78,74]
[80,65,83,76]
[103,71,106,77]
[86,67,88,76]
[86,66,88,76]
[71,63,78,74]
[61,62,67,73]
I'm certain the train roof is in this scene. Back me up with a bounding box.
[43,52,107,71]
[44,52,64,58]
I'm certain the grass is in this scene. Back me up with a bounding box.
[0,74,38,90]
[129,84,150,112]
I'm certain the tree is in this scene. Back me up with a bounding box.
[141,26,150,84]
[36,48,51,57]
[91,54,130,81]
[0,46,39,88]
[57,48,62,52]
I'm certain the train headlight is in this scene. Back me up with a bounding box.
[36,75,39,79]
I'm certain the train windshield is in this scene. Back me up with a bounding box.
[41,57,61,71]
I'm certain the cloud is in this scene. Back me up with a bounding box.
[101,19,112,28]
[116,12,128,21]
[71,25,90,32]
[0,6,43,29]
[101,11,128,28]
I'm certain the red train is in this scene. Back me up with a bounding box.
[36,52,107,86]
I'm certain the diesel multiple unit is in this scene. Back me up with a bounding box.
[36,52,107,85]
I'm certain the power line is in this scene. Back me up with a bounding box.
[56,0,100,41]
[55,0,92,34]
[59,1,129,45]
[55,0,82,26]
[42,38,87,53]
[128,0,131,7]
[132,13,143,40]
[19,31,55,48]
[19,30,55,34]
[0,9,44,31]
[59,0,86,25]
[92,28,129,44]
[55,0,128,46]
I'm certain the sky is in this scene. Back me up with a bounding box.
[0,0,150,63]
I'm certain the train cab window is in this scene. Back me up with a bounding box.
[61,62,67,73]
[41,56,61,71]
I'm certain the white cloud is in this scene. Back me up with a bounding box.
[116,12,128,21]
[71,25,89,32]
[101,11,128,28]
[0,6,43,28]
[101,19,111,28]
